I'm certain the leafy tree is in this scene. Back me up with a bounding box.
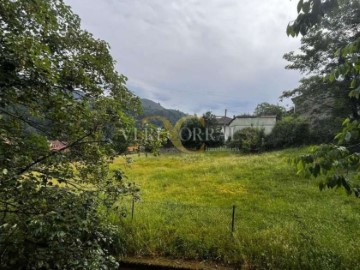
[202,111,225,147]
[137,123,168,155]
[0,0,140,268]
[110,127,136,154]
[179,113,224,150]
[266,116,310,149]
[288,0,360,197]
[282,77,349,142]
[227,128,265,153]
[287,0,360,102]
[180,117,205,150]
[254,102,286,120]
[284,0,360,133]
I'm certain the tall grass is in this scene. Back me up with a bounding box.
[109,149,360,269]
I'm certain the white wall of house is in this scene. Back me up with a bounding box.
[224,116,277,141]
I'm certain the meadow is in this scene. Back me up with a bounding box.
[110,149,360,269]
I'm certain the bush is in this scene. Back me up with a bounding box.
[180,118,206,150]
[0,171,135,269]
[307,117,342,144]
[266,116,310,149]
[227,128,265,152]
[0,189,111,269]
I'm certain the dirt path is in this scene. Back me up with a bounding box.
[120,257,236,270]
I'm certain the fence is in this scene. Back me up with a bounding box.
[205,147,241,152]
[117,199,360,265]
[127,200,238,235]
[119,198,354,238]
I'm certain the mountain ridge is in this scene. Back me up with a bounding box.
[140,98,188,125]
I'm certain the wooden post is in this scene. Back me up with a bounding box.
[131,199,135,221]
[231,205,236,234]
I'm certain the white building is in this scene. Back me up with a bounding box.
[223,115,277,141]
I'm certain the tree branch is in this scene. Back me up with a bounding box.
[17,133,93,176]
[0,108,50,136]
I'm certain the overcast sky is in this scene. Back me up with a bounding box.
[64,0,301,116]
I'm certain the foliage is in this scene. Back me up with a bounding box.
[286,0,359,75]
[137,123,169,155]
[287,0,338,37]
[282,77,348,143]
[0,0,140,268]
[178,113,225,151]
[202,111,225,147]
[179,117,205,150]
[227,127,264,152]
[284,0,360,142]
[266,116,310,149]
[0,171,135,269]
[254,102,286,120]
[111,131,133,154]
[294,144,360,197]
[287,0,360,197]
[295,117,360,197]
[287,0,360,109]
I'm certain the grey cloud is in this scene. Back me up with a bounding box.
[65,0,301,115]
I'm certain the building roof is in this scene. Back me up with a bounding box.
[215,116,233,125]
[49,140,67,151]
[234,115,277,118]
[228,115,277,126]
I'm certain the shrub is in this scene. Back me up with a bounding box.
[0,170,137,269]
[227,128,265,152]
[266,116,310,149]
[180,118,206,150]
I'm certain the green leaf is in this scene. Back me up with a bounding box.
[350,79,357,89]
[310,163,321,177]
[345,132,352,142]
[342,177,352,195]
[286,24,296,37]
[297,0,304,13]
[349,86,360,99]
[343,118,350,125]
[327,175,340,189]
[335,48,341,57]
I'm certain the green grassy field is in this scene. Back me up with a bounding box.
[110,149,360,269]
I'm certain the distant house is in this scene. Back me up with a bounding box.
[49,140,67,151]
[214,111,277,141]
[224,115,277,141]
[215,115,233,136]
[127,145,139,152]
[215,116,233,127]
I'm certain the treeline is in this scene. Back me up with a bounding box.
[177,102,330,153]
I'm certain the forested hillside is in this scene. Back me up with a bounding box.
[140,98,187,125]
